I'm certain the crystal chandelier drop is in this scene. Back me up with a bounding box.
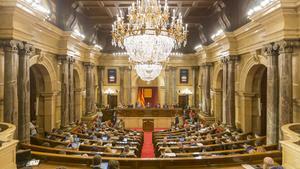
[134,63,163,82]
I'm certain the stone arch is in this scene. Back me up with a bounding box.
[239,56,267,134]
[73,67,83,121]
[212,63,223,122]
[212,62,223,89]
[29,54,57,133]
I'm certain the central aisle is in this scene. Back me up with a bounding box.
[141,131,155,158]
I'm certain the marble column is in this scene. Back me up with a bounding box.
[18,42,33,143]
[1,40,22,127]
[164,67,170,105]
[277,40,299,138]
[221,58,228,124]
[264,43,280,145]
[119,66,125,105]
[69,57,75,123]
[227,56,238,127]
[170,67,177,105]
[202,63,212,116]
[97,66,104,107]
[192,66,200,108]
[83,62,94,115]
[58,55,70,127]
[124,67,132,105]
[199,68,203,111]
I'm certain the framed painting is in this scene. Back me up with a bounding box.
[180,69,189,83]
[108,69,117,83]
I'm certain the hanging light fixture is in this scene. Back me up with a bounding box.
[112,0,188,63]
[134,63,163,82]
[111,0,188,81]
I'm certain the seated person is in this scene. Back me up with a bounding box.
[262,157,283,169]
[190,139,198,146]
[108,160,120,169]
[255,141,266,153]
[91,155,102,169]
[121,145,136,158]
[160,147,173,158]
[243,143,256,154]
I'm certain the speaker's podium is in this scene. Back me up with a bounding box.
[117,108,181,129]
[143,119,154,131]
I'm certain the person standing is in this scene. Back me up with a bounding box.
[29,120,38,136]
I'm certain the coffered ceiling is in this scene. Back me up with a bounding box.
[77,0,217,25]
[55,0,255,53]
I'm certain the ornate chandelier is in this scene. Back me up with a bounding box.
[134,63,163,81]
[111,0,188,81]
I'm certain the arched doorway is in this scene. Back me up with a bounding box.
[73,69,82,121]
[29,64,54,133]
[213,69,223,122]
[243,64,267,135]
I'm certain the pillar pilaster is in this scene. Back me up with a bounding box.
[18,42,34,143]
[192,66,200,108]
[1,40,23,127]
[227,55,239,127]
[68,57,75,123]
[83,62,94,115]
[201,63,213,116]
[264,43,280,145]
[97,66,104,107]
[276,40,299,138]
[58,55,70,127]
[119,66,125,105]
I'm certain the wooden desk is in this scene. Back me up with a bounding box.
[116,108,182,129]
[116,108,182,117]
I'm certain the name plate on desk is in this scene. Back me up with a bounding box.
[116,108,182,117]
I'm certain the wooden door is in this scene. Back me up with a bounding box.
[178,95,189,108]
[107,95,118,109]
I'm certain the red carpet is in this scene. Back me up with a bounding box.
[132,128,167,158]
[141,131,155,158]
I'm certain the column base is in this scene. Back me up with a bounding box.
[199,112,216,124]
[81,112,97,122]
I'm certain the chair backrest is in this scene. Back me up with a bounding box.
[16,149,32,167]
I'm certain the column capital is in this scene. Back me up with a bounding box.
[166,66,176,71]
[201,62,214,67]
[57,55,71,63]
[0,39,23,52]
[83,62,94,68]
[192,66,200,70]
[275,39,300,54]
[220,55,240,63]
[19,43,35,56]
[263,43,279,56]
[69,57,75,64]
[97,66,105,70]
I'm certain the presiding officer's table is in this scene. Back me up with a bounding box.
[116,108,182,129]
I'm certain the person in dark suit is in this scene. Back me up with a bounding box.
[174,113,180,127]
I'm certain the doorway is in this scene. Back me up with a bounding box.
[178,95,189,108]
[107,95,118,109]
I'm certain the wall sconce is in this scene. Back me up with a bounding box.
[103,88,118,95]
[178,88,193,95]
